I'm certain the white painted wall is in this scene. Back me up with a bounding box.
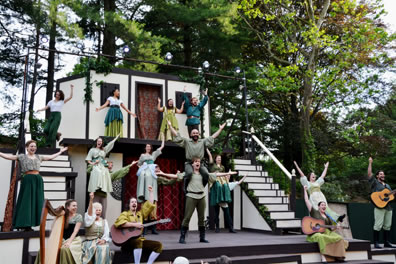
[233,185,241,230]
[57,77,86,141]
[0,156,13,221]
[0,239,23,262]
[90,71,130,140]
[242,192,272,231]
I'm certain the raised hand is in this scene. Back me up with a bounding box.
[324,162,329,168]
[60,147,68,153]
[203,88,208,96]
[219,122,226,130]
[369,157,373,163]
[89,192,94,200]
[158,97,161,103]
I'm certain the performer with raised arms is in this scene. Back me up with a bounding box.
[157,97,184,140]
[183,86,208,135]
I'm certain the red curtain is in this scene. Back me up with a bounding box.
[124,156,185,230]
[137,84,160,139]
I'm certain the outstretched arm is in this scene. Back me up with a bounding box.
[212,122,226,139]
[206,148,213,164]
[158,137,165,151]
[368,157,373,179]
[237,174,248,185]
[36,105,50,112]
[157,170,179,179]
[216,171,237,177]
[96,100,109,112]
[303,186,312,212]
[64,84,74,103]
[157,98,164,112]
[319,162,329,179]
[0,152,18,160]
[167,120,178,137]
[42,147,68,161]
[120,103,137,117]
[293,161,305,177]
[176,101,185,114]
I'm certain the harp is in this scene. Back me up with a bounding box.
[39,199,65,264]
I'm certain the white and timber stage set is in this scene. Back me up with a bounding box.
[0,68,395,264]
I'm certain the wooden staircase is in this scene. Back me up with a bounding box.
[234,158,301,233]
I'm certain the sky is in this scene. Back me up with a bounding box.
[0,0,395,125]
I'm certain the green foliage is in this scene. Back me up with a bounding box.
[69,57,113,103]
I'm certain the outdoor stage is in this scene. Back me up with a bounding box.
[111,230,395,264]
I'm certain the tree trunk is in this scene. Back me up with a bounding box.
[102,0,116,64]
[46,11,57,119]
[28,26,40,134]
[183,24,192,66]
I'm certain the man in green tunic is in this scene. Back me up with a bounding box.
[183,87,208,135]
[368,157,396,248]
[167,120,226,191]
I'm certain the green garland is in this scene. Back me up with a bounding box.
[240,180,275,229]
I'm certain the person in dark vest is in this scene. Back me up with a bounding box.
[368,157,396,248]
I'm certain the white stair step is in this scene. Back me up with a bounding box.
[234,164,262,171]
[270,211,295,219]
[264,204,289,211]
[254,190,278,196]
[276,219,301,228]
[233,159,252,165]
[42,176,66,182]
[41,155,69,161]
[237,171,263,176]
[259,197,284,204]
[40,167,72,172]
[44,191,67,200]
[245,177,274,184]
[247,183,273,189]
[44,182,66,190]
[41,160,71,167]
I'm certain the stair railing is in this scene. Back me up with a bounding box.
[243,130,297,212]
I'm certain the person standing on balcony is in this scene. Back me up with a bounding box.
[183,86,208,136]
[157,97,184,141]
[368,157,396,248]
[294,161,345,224]
[37,84,73,148]
[136,139,165,234]
[0,140,68,230]
[96,88,136,137]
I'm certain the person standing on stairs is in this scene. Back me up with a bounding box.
[0,140,68,230]
[37,84,74,148]
[368,157,396,248]
[294,161,345,224]
[207,148,245,233]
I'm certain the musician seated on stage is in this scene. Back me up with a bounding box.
[303,186,349,263]
[82,192,112,264]
[113,185,162,264]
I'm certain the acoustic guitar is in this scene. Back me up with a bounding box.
[111,218,171,246]
[370,189,396,208]
[301,216,349,235]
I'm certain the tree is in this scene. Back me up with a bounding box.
[238,0,395,170]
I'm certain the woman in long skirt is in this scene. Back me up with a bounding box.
[294,161,345,223]
[136,139,164,234]
[85,135,119,194]
[157,97,184,141]
[96,88,136,137]
[303,186,349,262]
[0,140,68,230]
[37,84,73,147]
[82,192,112,264]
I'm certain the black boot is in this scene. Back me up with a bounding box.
[142,220,148,236]
[384,230,396,248]
[199,226,209,243]
[223,207,236,233]
[151,221,159,235]
[179,226,188,244]
[374,230,382,248]
[214,205,220,233]
[337,214,346,223]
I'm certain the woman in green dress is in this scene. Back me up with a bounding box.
[85,135,120,194]
[37,84,73,147]
[157,97,184,141]
[82,192,111,264]
[136,139,164,234]
[0,140,68,230]
[96,88,136,137]
[60,199,83,264]
[303,186,349,262]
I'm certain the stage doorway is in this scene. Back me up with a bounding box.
[135,82,162,139]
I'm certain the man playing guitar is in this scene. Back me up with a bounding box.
[368,157,395,248]
[113,185,162,264]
